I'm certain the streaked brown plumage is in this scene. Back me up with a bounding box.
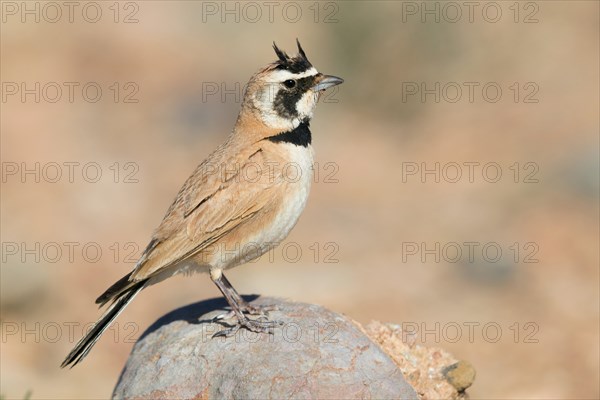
[62,40,343,368]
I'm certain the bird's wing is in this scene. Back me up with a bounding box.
[129,145,283,280]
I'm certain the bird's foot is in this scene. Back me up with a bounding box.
[213,316,283,338]
[213,303,278,321]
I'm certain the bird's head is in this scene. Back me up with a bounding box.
[242,40,344,132]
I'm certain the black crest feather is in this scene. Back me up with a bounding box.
[296,38,308,61]
[272,40,313,74]
[272,42,288,62]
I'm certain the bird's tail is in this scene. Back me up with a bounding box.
[60,279,147,368]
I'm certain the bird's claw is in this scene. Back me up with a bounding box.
[212,303,278,321]
[212,316,283,338]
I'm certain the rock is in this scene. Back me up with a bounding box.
[113,297,418,399]
[442,361,476,393]
[363,321,475,399]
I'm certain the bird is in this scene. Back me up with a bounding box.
[61,40,344,368]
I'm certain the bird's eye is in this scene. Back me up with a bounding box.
[283,79,296,89]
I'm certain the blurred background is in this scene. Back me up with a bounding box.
[1,1,598,398]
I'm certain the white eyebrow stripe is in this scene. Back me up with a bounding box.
[269,67,318,82]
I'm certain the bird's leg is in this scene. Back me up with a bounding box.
[210,270,280,337]
[219,273,278,316]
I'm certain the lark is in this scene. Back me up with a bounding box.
[62,40,343,367]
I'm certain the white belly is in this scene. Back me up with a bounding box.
[228,143,314,267]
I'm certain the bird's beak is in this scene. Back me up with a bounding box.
[312,74,344,92]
